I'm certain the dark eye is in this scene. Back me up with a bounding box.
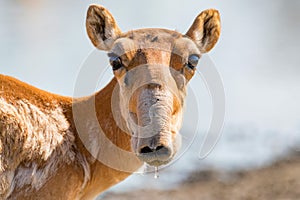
[109,56,123,71]
[186,54,200,70]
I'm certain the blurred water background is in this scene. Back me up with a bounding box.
[0,0,300,196]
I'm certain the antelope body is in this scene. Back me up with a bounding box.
[0,5,220,200]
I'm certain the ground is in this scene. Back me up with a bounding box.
[102,152,300,200]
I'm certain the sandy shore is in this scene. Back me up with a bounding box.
[102,152,300,200]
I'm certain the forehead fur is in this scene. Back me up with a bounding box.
[110,29,181,56]
[125,28,182,49]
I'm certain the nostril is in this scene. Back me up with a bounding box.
[155,145,165,151]
[140,146,153,154]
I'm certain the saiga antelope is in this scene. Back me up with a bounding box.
[0,4,221,200]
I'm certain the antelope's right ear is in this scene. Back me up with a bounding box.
[86,5,122,51]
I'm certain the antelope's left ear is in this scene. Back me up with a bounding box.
[186,9,221,53]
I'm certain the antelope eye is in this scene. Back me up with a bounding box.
[109,56,123,71]
[186,54,200,70]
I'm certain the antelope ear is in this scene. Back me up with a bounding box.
[86,5,122,50]
[186,9,221,53]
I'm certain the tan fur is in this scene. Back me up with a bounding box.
[0,76,136,200]
[0,4,220,199]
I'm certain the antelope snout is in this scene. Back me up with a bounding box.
[137,138,173,166]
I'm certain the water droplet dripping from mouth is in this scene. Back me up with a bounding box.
[154,167,159,179]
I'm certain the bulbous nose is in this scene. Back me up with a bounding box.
[137,144,172,166]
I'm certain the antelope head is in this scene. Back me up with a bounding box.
[86,5,221,167]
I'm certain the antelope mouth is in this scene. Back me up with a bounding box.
[142,159,173,167]
[137,153,174,167]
